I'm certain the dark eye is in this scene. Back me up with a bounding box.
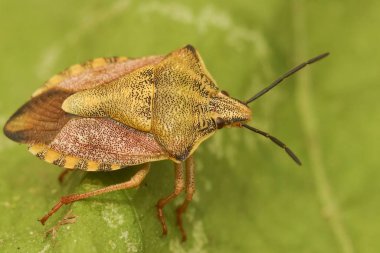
[215,117,225,129]
[221,90,229,96]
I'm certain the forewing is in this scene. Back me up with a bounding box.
[33,56,164,96]
[4,89,168,170]
[4,54,164,144]
[48,118,168,169]
[61,66,155,132]
[4,53,169,170]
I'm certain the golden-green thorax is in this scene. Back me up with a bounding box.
[62,45,251,162]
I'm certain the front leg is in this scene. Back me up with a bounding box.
[176,155,195,242]
[156,162,185,236]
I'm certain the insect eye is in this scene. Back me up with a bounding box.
[221,90,229,96]
[215,117,225,129]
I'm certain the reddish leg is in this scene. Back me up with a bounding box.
[39,163,150,225]
[58,169,70,183]
[156,162,185,236]
[176,155,195,242]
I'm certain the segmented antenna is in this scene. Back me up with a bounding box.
[246,52,329,104]
[242,124,302,165]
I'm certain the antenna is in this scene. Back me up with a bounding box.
[246,52,329,104]
[242,124,301,165]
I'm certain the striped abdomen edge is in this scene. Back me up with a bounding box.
[28,144,121,171]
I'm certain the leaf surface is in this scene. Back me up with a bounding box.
[1,0,379,252]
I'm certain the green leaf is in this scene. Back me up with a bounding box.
[1,0,379,252]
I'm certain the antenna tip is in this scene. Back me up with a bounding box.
[285,148,302,166]
[321,52,330,59]
[309,52,330,63]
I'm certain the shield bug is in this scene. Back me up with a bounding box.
[3,45,328,241]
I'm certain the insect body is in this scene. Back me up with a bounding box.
[3,45,328,241]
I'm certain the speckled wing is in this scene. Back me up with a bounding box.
[3,55,168,171]
[23,116,168,171]
[4,54,164,143]
[61,66,155,133]
[46,117,168,171]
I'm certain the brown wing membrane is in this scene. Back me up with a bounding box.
[3,88,75,144]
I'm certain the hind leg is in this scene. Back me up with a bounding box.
[39,163,150,225]
[58,169,71,183]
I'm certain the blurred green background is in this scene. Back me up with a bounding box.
[1,0,379,252]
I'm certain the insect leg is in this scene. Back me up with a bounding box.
[39,163,150,225]
[58,169,71,183]
[156,162,185,236]
[176,155,195,242]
